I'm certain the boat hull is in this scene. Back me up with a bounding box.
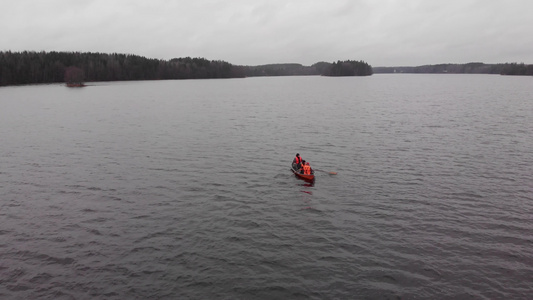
[291,167,315,181]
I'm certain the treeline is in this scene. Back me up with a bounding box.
[243,60,373,77]
[243,63,317,76]
[0,51,374,86]
[373,62,533,75]
[0,51,245,86]
[321,60,373,76]
[500,63,533,75]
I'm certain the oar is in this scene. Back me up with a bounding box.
[315,169,337,175]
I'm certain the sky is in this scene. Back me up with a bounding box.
[1,0,533,67]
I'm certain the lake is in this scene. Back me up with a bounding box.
[1,74,532,299]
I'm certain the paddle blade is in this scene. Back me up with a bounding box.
[315,169,337,175]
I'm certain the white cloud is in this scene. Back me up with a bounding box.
[1,0,532,66]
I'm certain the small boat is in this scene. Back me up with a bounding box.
[291,164,315,182]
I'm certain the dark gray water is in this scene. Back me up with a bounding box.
[1,75,532,299]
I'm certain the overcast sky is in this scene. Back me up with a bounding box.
[1,0,532,66]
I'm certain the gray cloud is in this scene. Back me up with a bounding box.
[1,0,532,66]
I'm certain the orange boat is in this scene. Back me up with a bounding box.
[291,165,315,182]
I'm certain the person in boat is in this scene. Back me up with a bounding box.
[301,161,313,175]
[299,160,306,173]
[292,153,302,170]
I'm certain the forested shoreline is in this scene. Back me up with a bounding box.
[244,60,373,77]
[0,51,373,86]
[373,62,533,75]
[0,51,246,86]
[3,51,531,87]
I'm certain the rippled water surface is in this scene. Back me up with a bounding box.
[1,75,532,299]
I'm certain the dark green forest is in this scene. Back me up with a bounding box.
[0,51,374,86]
[0,51,246,86]
[322,60,374,76]
[0,51,533,86]
[242,60,373,77]
[373,62,533,75]
[8,51,532,87]
[243,63,318,76]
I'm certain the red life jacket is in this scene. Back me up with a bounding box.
[303,164,311,175]
[294,156,301,164]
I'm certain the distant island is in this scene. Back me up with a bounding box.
[244,60,373,77]
[0,51,372,87]
[373,62,533,75]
